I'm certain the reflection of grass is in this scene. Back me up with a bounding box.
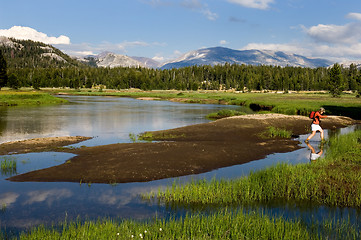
[19,210,360,239]
[0,156,17,176]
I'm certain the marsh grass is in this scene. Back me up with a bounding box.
[206,109,247,119]
[0,156,17,176]
[148,130,361,207]
[261,126,293,138]
[17,209,360,240]
[0,91,67,106]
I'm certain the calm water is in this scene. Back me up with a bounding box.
[0,95,359,234]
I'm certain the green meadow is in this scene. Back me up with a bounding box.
[0,90,67,106]
[45,89,361,119]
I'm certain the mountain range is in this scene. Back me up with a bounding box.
[0,36,352,69]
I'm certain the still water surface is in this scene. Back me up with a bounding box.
[0,95,359,233]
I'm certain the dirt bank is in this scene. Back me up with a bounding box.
[0,136,92,155]
[6,114,358,184]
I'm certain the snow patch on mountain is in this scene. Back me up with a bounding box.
[160,47,334,69]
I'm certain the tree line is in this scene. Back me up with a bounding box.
[1,48,361,96]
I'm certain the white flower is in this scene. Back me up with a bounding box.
[131,235,134,238]
[117,233,120,236]
[144,230,147,233]
[159,228,162,231]
[140,233,143,238]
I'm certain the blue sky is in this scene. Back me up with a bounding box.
[1,0,361,63]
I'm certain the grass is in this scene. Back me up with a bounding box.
[129,132,186,142]
[206,109,247,119]
[261,126,293,138]
[0,156,17,176]
[14,209,361,240]
[6,128,361,239]
[146,130,361,207]
[44,88,361,119]
[0,90,67,106]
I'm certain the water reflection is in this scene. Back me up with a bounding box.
[306,142,324,162]
[0,96,246,146]
[0,95,360,235]
[0,108,7,137]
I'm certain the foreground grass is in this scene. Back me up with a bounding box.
[9,131,361,240]
[14,210,360,240]
[0,90,67,106]
[45,88,361,119]
[148,130,361,207]
[0,156,17,176]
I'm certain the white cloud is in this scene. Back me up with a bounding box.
[303,23,361,44]
[181,0,218,20]
[220,40,229,45]
[227,0,275,10]
[0,26,70,45]
[0,192,19,208]
[346,12,361,21]
[25,189,72,206]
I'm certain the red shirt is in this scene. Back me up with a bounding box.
[312,111,327,125]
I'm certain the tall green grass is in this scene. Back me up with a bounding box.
[0,156,17,176]
[0,91,67,106]
[16,209,360,240]
[149,130,361,207]
[206,109,247,119]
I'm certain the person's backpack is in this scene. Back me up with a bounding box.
[309,111,316,119]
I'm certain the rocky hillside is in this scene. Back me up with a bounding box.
[0,36,84,68]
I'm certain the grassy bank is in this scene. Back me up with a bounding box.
[0,90,67,106]
[14,209,360,240]
[8,130,361,239]
[147,130,361,207]
[45,89,361,119]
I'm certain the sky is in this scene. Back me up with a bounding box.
[1,0,361,63]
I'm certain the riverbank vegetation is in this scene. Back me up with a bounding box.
[14,209,360,240]
[0,90,67,106]
[147,130,361,207]
[10,130,361,239]
[46,89,361,119]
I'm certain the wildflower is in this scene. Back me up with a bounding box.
[140,233,143,238]
[159,228,162,231]
[117,233,120,236]
[131,235,134,238]
[144,230,147,233]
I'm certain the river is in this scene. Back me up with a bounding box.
[0,95,359,235]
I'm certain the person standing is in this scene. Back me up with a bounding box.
[305,107,327,142]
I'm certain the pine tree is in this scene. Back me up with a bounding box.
[329,63,343,97]
[0,51,8,90]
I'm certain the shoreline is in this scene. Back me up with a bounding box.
[5,114,358,184]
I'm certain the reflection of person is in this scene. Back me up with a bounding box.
[306,142,323,161]
[305,107,327,142]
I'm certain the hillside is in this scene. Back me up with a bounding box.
[0,36,85,68]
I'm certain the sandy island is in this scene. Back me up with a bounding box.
[4,114,358,184]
